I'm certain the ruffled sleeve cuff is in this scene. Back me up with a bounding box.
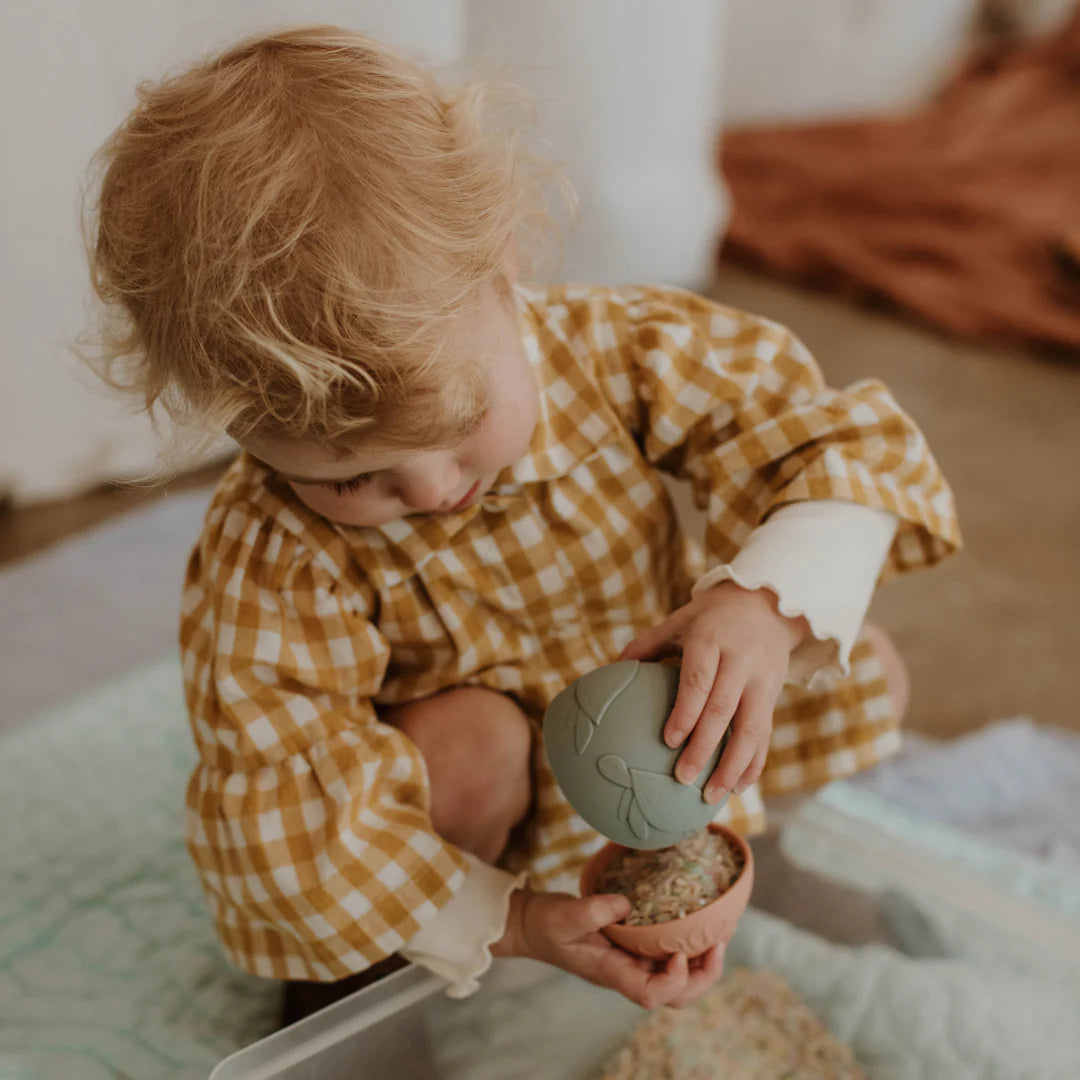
[692,500,898,688]
[399,853,528,998]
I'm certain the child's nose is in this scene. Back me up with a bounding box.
[399,459,461,511]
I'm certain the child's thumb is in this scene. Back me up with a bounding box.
[580,892,631,933]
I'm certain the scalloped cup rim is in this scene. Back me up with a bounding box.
[579,822,754,960]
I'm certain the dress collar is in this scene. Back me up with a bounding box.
[341,285,615,586]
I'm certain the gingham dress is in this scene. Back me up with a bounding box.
[180,284,959,980]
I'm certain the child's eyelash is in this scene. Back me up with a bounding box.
[328,474,374,495]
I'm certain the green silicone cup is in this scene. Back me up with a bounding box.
[543,660,731,850]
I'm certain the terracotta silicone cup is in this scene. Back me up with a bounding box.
[579,823,755,960]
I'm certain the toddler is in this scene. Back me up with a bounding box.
[83,26,959,1014]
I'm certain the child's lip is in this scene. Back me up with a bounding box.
[449,480,481,511]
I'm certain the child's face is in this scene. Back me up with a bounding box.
[243,284,538,528]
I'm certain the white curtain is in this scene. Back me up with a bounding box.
[1,0,987,505]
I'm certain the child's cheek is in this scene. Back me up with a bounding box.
[289,483,387,527]
[472,396,537,472]
[288,483,340,520]
[472,418,521,472]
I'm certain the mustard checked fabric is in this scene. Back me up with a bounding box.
[180,284,959,980]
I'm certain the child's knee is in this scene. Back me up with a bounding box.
[385,687,533,858]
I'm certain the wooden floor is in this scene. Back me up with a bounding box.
[0,463,229,569]
[3,266,1078,738]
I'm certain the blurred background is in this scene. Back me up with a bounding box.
[3,3,1080,1076]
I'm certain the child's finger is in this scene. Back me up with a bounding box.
[589,940,661,998]
[662,635,722,750]
[734,738,770,796]
[601,947,689,1009]
[669,945,724,1008]
[618,609,689,662]
[703,681,770,801]
[647,951,690,1007]
[674,658,746,786]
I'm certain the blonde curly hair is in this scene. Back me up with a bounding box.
[81,24,565,453]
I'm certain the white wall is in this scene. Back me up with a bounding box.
[723,0,982,124]
[464,0,729,288]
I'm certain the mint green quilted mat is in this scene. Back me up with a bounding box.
[0,656,279,1080]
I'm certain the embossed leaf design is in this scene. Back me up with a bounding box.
[629,768,694,832]
[617,787,632,822]
[627,799,649,841]
[597,754,632,788]
[573,662,638,727]
[574,714,594,755]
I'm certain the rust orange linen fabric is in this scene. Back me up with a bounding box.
[721,15,1080,350]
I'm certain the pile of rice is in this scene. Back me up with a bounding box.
[595,829,744,926]
[596,968,866,1079]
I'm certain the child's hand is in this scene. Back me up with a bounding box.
[619,581,810,804]
[492,889,724,1009]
